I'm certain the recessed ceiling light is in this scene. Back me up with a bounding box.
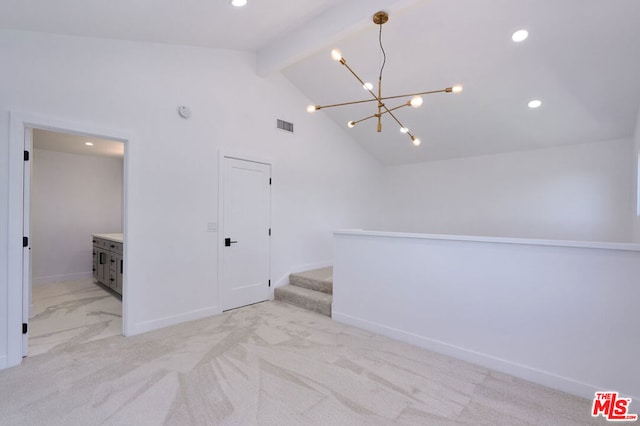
[231,0,247,7]
[85,142,94,146]
[528,100,542,109]
[512,29,529,42]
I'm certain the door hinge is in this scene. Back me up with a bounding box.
[269,178,272,185]
[24,150,30,161]
[23,236,28,247]
[22,323,28,334]
[268,279,271,287]
[268,228,271,236]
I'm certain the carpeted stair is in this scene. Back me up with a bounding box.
[274,266,332,317]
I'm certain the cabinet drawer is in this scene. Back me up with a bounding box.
[115,255,123,295]
[93,238,109,249]
[113,242,123,255]
[109,254,117,272]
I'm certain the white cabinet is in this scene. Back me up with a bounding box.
[92,234,123,295]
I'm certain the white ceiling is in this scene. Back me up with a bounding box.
[4,0,640,165]
[0,0,343,51]
[33,129,124,158]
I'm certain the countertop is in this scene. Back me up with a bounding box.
[93,233,124,244]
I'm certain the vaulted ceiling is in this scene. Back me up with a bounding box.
[3,0,640,165]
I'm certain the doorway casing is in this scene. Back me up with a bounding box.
[6,111,132,368]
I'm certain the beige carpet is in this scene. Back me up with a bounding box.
[1,301,600,425]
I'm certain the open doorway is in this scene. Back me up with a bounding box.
[6,112,131,367]
[27,129,124,356]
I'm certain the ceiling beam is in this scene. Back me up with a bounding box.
[256,0,425,77]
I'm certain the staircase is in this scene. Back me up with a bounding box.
[274,266,333,317]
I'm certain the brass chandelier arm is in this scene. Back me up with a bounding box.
[351,102,411,125]
[349,102,415,144]
[314,88,452,110]
[315,98,381,110]
[329,55,422,143]
[340,56,411,133]
[339,57,395,134]
[351,113,379,126]
[339,59,380,102]
[379,88,452,101]
[376,87,409,133]
[384,108,408,134]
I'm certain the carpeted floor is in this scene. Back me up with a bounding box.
[1,300,601,425]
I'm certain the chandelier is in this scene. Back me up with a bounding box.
[306,11,462,147]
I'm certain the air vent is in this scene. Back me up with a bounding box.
[277,119,294,133]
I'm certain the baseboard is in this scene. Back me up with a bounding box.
[128,306,222,336]
[274,259,333,288]
[332,311,627,401]
[33,271,93,285]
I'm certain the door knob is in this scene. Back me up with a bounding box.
[224,238,238,247]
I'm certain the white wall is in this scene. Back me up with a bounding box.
[633,109,640,243]
[0,29,382,364]
[334,230,640,400]
[31,148,123,283]
[380,139,635,242]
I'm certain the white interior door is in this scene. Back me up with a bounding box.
[221,157,271,311]
[22,128,32,356]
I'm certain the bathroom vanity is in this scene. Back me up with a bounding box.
[92,233,123,295]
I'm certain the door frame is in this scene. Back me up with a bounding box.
[217,150,273,311]
[21,127,32,357]
[6,111,133,367]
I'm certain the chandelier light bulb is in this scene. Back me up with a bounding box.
[410,96,424,108]
[452,84,463,94]
[231,0,247,7]
[400,127,409,133]
[512,29,529,42]
[306,105,317,113]
[363,82,373,91]
[330,49,343,61]
[411,136,421,147]
[347,121,356,128]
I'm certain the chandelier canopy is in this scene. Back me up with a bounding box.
[307,11,463,147]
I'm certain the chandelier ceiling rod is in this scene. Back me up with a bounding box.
[306,10,463,147]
